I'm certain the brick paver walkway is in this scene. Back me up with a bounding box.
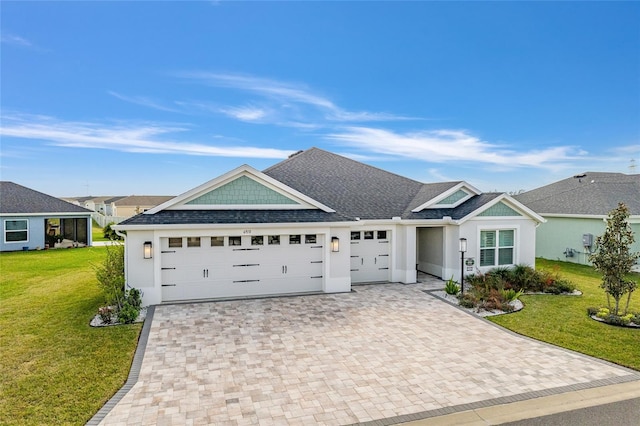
[98,283,637,425]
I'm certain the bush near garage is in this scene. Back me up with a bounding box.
[460,264,576,312]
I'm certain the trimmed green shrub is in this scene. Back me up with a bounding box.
[117,302,139,324]
[126,287,142,309]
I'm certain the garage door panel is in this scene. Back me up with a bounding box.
[160,234,324,302]
[350,231,390,283]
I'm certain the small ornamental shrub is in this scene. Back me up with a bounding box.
[586,306,599,316]
[117,302,139,324]
[632,313,640,325]
[444,277,460,295]
[126,287,142,309]
[500,302,516,312]
[458,293,477,309]
[596,308,610,319]
[98,306,114,324]
[500,288,523,303]
[94,244,125,309]
[605,314,631,326]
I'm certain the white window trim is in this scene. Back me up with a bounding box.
[4,219,29,244]
[477,225,519,268]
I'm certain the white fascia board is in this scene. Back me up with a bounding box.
[146,165,335,214]
[540,213,640,223]
[0,212,92,217]
[411,182,481,212]
[114,220,355,232]
[456,194,546,225]
[538,213,607,219]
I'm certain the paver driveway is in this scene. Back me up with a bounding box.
[98,283,638,425]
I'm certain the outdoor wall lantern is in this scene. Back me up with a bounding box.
[459,237,467,293]
[331,237,340,252]
[143,241,153,259]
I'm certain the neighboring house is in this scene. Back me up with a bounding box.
[115,148,544,306]
[0,182,93,251]
[515,172,640,266]
[111,195,174,218]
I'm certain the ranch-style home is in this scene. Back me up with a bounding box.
[0,181,93,251]
[115,148,544,306]
[515,171,640,267]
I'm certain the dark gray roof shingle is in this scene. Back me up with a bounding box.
[122,148,505,226]
[0,182,92,215]
[119,209,352,225]
[264,148,424,219]
[515,172,640,215]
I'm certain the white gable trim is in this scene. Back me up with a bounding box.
[456,194,546,224]
[411,182,481,212]
[146,165,335,214]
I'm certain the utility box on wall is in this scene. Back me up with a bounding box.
[582,233,593,247]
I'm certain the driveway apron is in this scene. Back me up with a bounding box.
[96,283,638,425]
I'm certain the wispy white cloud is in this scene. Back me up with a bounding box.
[218,105,269,122]
[326,126,586,169]
[108,91,180,113]
[1,33,33,47]
[176,71,415,123]
[0,113,294,159]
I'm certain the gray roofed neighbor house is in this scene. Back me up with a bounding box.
[515,172,640,216]
[0,181,93,215]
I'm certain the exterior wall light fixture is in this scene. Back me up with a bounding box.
[143,241,153,259]
[331,237,340,252]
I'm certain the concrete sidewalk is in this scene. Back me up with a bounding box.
[401,380,640,425]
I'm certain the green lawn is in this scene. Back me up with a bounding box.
[91,220,109,242]
[490,259,640,370]
[0,248,142,425]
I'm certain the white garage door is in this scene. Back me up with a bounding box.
[161,234,324,302]
[350,230,390,283]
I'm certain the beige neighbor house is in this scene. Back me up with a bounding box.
[115,148,544,307]
[111,195,174,218]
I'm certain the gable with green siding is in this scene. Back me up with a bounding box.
[186,176,299,205]
[478,202,522,217]
[436,189,469,205]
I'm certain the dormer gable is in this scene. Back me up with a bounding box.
[146,165,335,214]
[411,182,481,212]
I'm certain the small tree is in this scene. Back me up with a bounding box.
[103,223,123,241]
[95,243,126,309]
[589,203,639,315]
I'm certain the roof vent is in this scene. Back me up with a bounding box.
[573,173,587,183]
[288,150,304,158]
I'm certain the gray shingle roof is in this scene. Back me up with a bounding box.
[121,148,504,226]
[515,172,640,216]
[0,182,92,215]
[405,182,463,214]
[265,148,426,219]
[405,193,503,220]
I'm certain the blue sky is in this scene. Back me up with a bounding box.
[1,1,638,197]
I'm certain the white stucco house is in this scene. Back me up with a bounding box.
[115,148,544,306]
